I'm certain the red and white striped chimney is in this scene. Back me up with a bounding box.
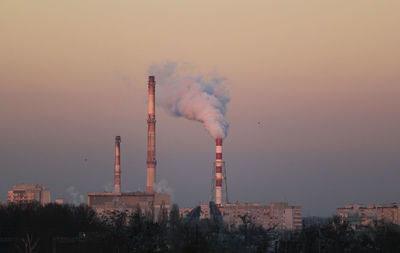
[215,138,223,205]
[114,136,121,193]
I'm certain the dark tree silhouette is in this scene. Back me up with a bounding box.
[2,203,400,253]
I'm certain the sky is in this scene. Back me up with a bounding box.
[1,0,399,216]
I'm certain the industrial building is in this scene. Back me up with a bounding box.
[337,203,400,227]
[88,192,170,217]
[8,184,51,205]
[88,76,170,218]
[181,202,302,230]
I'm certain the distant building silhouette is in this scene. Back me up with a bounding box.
[180,204,210,219]
[337,203,400,227]
[55,198,66,204]
[181,202,302,230]
[8,184,50,205]
[88,192,170,220]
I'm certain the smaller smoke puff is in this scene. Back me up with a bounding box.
[153,179,174,201]
[103,182,114,192]
[66,186,85,205]
[148,62,230,139]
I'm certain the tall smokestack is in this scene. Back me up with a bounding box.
[215,138,223,205]
[147,76,156,193]
[114,136,121,193]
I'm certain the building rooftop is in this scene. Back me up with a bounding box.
[88,191,169,197]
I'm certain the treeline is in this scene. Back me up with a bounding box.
[1,203,400,253]
[280,216,400,253]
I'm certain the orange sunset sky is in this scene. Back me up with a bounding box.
[1,1,400,215]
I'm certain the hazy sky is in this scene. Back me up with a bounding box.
[1,1,399,216]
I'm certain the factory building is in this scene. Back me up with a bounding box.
[88,192,170,218]
[88,76,170,218]
[337,203,400,227]
[8,184,51,205]
[180,202,302,230]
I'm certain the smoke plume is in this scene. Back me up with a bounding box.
[148,62,230,139]
[66,186,85,205]
[153,179,174,201]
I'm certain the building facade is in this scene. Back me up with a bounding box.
[180,202,302,230]
[8,184,51,205]
[180,204,211,219]
[88,192,170,219]
[337,203,400,226]
[220,202,302,230]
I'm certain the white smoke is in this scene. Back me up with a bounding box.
[148,62,230,139]
[103,181,114,192]
[66,186,85,205]
[153,179,174,201]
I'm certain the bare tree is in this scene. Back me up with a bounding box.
[17,233,39,253]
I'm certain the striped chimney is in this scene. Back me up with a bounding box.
[215,138,223,204]
[146,76,156,193]
[114,136,121,193]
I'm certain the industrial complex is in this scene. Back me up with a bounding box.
[3,75,307,230]
[84,75,302,229]
[4,75,304,230]
[87,76,170,218]
[6,75,400,231]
